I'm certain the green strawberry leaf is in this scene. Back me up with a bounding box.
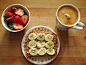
[4,19,7,23]
[11,27,13,29]
[12,16,14,21]
[24,10,26,15]
[9,23,13,29]
[8,20,14,30]
[4,19,9,24]
[6,14,10,17]
[13,7,17,10]
[4,13,10,18]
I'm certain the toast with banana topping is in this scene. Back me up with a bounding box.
[25,30,57,57]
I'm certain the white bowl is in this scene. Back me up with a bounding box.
[1,4,30,32]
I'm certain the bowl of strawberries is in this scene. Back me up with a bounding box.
[1,4,30,32]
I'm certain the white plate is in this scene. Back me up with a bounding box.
[21,26,60,64]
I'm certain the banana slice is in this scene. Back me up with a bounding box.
[38,48,47,55]
[37,33,45,41]
[28,33,37,40]
[45,41,54,48]
[28,40,37,48]
[37,41,45,48]
[29,48,38,56]
[45,34,54,41]
[47,48,55,55]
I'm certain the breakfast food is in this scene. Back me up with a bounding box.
[28,33,37,40]
[38,48,47,55]
[47,48,55,55]
[45,41,54,48]
[29,48,38,56]
[45,34,54,41]
[4,6,29,30]
[37,41,45,48]
[28,40,37,48]
[37,33,45,41]
[58,6,78,25]
[26,30,57,57]
[15,8,24,16]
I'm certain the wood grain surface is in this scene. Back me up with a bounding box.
[0,0,86,65]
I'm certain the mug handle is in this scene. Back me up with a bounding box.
[72,22,85,30]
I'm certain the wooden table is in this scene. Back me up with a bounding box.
[0,0,86,65]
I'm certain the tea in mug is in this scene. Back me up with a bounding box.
[57,6,78,25]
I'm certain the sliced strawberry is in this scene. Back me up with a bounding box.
[13,23,23,30]
[6,16,13,22]
[6,12,13,17]
[13,15,22,24]
[15,8,24,16]
[21,15,29,25]
[11,7,17,13]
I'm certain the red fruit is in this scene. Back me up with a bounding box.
[15,8,24,16]
[13,23,23,30]
[21,15,29,25]
[6,12,13,17]
[11,7,17,13]
[6,16,13,22]
[13,15,22,24]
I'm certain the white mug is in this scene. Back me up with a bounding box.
[56,4,85,31]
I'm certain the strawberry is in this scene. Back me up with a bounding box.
[5,12,13,17]
[6,16,13,22]
[11,7,17,13]
[13,23,23,30]
[13,15,22,24]
[15,8,24,16]
[21,15,29,25]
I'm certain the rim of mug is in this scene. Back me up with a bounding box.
[56,4,80,27]
[1,4,30,32]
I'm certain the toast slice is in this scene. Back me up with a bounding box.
[25,30,57,57]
